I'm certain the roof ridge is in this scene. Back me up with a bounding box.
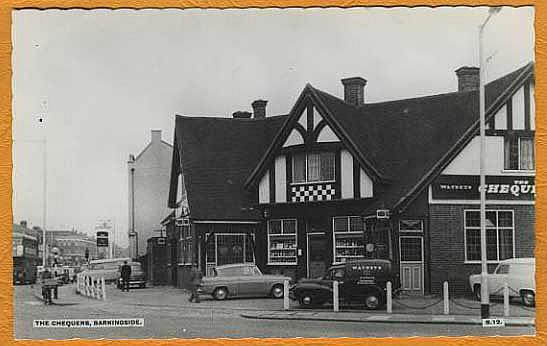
[175,114,288,121]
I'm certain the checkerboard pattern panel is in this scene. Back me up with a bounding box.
[291,184,336,202]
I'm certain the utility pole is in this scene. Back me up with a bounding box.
[478,6,501,320]
[42,138,47,267]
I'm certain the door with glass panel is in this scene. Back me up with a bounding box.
[399,236,424,295]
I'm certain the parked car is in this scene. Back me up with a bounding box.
[116,262,146,289]
[201,263,291,300]
[79,258,132,283]
[290,259,398,310]
[469,257,535,307]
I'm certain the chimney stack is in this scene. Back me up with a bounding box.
[341,77,367,107]
[252,100,268,119]
[20,220,27,228]
[232,111,252,119]
[455,66,480,92]
[151,129,162,144]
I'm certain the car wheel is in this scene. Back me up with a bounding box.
[474,284,481,301]
[299,293,318,307]
[521,290,535,307]
[364,292,382,310]
[271,284,284,299]
[213,287,228,300]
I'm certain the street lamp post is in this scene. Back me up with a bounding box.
[42,138,47,267]
[478,6,501,320]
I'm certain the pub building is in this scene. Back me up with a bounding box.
[165,62,535,295]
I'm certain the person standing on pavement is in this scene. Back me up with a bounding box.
[188,263,203,303]
[41,268,53,305]
[120,261,132,292]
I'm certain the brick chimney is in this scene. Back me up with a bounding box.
[20,220,27,228]
[455,66,480,92]
[232,111,252,119]
[151,129,162,144]
[252,100,268,119]
[341,77,367,107]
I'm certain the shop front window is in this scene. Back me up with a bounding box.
[333,216,364,264]
[464,210,514,262]
[268,219,297,265]
[205,233,255,276]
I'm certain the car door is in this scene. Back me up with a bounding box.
[488,263,508,296]
[237,266,266,296]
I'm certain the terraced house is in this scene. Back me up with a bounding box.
[165,62,535,295]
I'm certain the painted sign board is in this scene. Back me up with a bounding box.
[432,175,535,201]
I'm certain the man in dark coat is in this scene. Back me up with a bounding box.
[41,268,53,304]
[120,261,132,292]
[188,263,203,303]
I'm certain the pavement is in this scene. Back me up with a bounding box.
[30,283,535,326]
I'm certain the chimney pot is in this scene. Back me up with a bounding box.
[252,99,268,119]
[455,66,480,92]
[20,220,27,228]
[151,129,162,143]
[232,111,252,119]
[341,77,367,106]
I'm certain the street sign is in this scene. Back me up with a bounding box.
[96,231,109,247]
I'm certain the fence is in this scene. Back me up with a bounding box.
[282,279,534,316]
[76,274,106,301]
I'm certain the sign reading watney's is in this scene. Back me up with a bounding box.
[432,175,535,201]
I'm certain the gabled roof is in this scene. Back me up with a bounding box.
[171,115,286,220]
[244,85,387,189]
[170,62,534,220]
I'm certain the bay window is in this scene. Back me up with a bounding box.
[292,152,335,183]
[464,210,514,262]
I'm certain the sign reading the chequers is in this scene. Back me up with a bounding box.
[432,175,535,201]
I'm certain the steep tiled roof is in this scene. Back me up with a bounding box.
[173,62,533,219]
[311,62,533,213]
[175,115,286,220]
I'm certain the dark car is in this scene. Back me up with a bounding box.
[290,259,398,310]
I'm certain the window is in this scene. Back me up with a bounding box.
[268,219,297,265]
[333,216,364,264]
[505,136,534,170]
[179,225,192,264]
[292,152,335,183]
[464,210,514,262]
[495,264,510,274]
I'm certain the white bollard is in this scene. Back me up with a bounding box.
[504,282,509,317]
[101,277,106,301]
[443,281,449,315]
[387,281,392,313]
[283,279,290,310]
[333,281,339,312]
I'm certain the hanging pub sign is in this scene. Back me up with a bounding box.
[432,175,535,201]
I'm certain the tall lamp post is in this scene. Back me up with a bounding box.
[478,6,501,320]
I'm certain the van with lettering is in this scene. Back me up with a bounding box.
[289,259,399,310]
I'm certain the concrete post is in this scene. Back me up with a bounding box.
[504,282,509,317]
[101,277,106,301]
[283,279,290,311]
[387,281,392,313]
[333,281,339,312]
[443,281,449,315]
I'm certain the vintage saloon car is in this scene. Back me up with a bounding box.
[201,263,291,300]
[469,257,535,307]
[289,259,398,310]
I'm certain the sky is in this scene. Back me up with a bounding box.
[12,7,534,248]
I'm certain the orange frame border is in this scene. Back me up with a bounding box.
[1,1,544,345]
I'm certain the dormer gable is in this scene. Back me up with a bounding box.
[244,84,384,191]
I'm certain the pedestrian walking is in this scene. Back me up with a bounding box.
[41,268,53,305]
[188,263,203,303]
[120,261,132,292]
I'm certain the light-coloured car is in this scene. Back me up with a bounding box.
[201,263,291,300]
[469,257,535,307]
[79,258,132,283]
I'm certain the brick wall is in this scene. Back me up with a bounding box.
[429,204,534,296]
